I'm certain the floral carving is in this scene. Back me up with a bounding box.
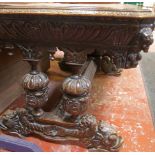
[59,94,89,118]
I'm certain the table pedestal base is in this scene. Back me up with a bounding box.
[0,45,123,152]
[0,108,123,152]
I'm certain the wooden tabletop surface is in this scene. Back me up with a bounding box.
[0,3,154,18]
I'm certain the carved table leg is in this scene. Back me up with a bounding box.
[57,60,96,121]
[0,46,123,151]
[17,45,49,117]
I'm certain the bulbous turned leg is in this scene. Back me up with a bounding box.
[0,48,124,152]
[22,69,49,117]
[17,45,49,117]
[58,75,91,120]
[57,60,96,120]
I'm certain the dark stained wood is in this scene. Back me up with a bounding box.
[0,3,155,152]
[0,48,50,114]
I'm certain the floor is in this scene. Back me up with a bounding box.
[1,59,155,152]
[140,52,155,126]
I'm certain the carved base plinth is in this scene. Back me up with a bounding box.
[0,108,123,152]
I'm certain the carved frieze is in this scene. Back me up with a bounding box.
[0,18,137,48]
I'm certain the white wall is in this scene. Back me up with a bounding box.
[143,1,154,7]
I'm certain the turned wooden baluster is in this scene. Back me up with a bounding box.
[58,60,97,120]
[17,45,49,117]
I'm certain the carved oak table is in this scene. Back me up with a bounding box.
[0,3,154,152]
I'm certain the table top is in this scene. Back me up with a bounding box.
[0,3,154,18]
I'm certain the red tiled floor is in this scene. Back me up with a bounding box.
[88,67,155,152]
[1,61,155,152]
